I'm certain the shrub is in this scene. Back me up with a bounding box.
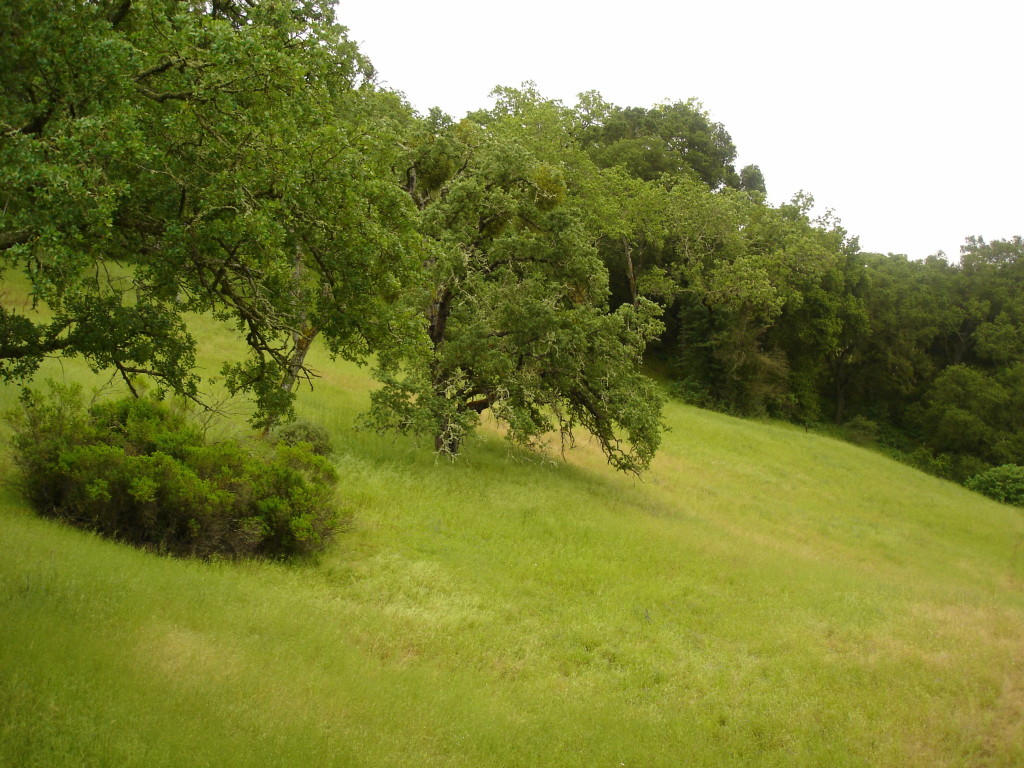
[667,378,714,409]
[842,416,880,446]
[272,419,333,456]
[966,465,1024,507]
[900,445,989,484]
[7,383,342,558]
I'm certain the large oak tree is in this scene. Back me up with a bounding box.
[368,91,664,473]
[1,0,418,425]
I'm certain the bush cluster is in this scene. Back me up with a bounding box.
[966,464,1024,507]
[271,419,333,457]
[7,384,342,558]
[841,416,881,447]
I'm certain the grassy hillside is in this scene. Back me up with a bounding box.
[2,317,1024,766]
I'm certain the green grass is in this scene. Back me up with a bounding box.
[2,302,1024,765]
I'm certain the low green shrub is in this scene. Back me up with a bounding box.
[667,378,714,409]
[842,415,880,446]
[902,446,988,483]
[7,383,341,558]
[966,464,1024,507]
[272,419,334,456]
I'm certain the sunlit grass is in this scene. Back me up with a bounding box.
[2,287,1024,766]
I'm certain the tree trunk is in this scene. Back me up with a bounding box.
[434,430,460,455]
[623,236,638,306]
[280,324,320,395]
[833,383,846,424]
[277,247,320,396]
[828,353,849,424]
[430,394,489,457]
[427,285,453,348]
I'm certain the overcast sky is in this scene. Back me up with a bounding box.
[337,1,1022,260]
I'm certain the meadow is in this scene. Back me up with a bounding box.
[2,311,1024,767]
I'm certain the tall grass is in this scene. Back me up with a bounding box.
[2,288,1024,765]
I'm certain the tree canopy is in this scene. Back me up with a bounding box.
[1,0,418,426]
[576,96,741,190]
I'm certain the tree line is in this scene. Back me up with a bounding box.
[3,0,1022,486]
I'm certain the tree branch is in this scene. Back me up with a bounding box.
[108,0,133,28]
[135,85,197,103]
[465,396,490,413]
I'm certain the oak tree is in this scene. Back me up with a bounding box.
[368,90,664,473]
[1,0,418,425]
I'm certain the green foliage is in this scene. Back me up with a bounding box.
[667,376,716,409]
[7,383,340,558]
[370,88,665,473]
[841,415,881,446]
[570,96,1022,483]
[739,164,767,195]
[966,464,1024,506]
[271,419,334,457]
[665,189,857,420]
[1,0,419,426]
[909,361,1024,479]
[577,96,740,189]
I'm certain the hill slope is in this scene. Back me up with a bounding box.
[2,340,1024,767]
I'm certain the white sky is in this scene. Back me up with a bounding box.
[337,1,1023,260]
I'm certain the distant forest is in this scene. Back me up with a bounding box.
[3,0,1023,488]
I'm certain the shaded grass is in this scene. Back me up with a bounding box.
[2,289,1024,765]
